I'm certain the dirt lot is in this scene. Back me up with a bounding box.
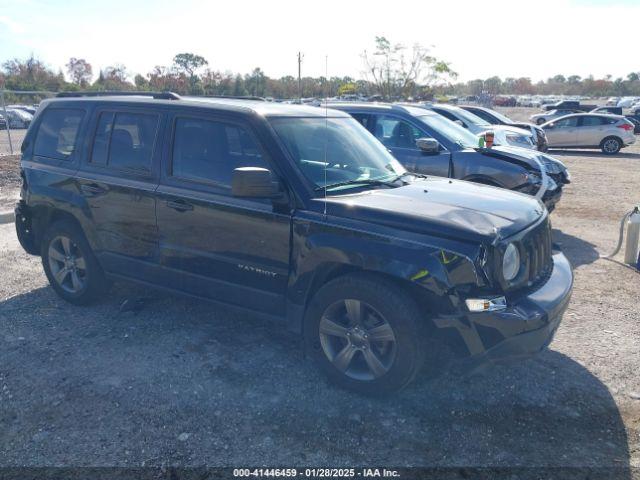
[0,110,639,477]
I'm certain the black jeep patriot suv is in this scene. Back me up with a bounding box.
[15,92,573,394]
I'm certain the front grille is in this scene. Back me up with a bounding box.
[523,220,553,289]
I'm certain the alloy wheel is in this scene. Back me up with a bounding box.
[603,139,619,153]
[319,299,397,381]
[47,235,87,294]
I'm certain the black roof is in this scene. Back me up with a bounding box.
[46,93,349,118]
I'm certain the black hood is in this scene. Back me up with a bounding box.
[317,177,545,244]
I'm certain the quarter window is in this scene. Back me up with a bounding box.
[90,111,159,172]
[171,117,266,187]
[33,108,84,160]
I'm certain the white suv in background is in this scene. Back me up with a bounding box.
[541,113,636,154]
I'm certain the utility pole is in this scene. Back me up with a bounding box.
[297,52,304,101]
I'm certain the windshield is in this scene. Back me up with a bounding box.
[486,109,513,124]
[417,114,479,149]
[270,117,406,193]
[449,107,491,127]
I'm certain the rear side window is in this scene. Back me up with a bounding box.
[554,117,579,128]
[90,111,159,172]
[33,108,84,160]
[580,116,604,127]
[171,117,266,188]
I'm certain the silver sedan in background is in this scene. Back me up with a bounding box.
[541,113,636,154]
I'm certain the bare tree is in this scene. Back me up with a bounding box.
[361,36,456,99]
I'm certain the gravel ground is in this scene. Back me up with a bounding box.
[0,108,639,477]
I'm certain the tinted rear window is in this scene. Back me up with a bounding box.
[90,111,159,172]
[34,108,84,160]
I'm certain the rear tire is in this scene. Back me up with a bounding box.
[600,136,622,154]
[304,273,426,395]
[41,219,108,305]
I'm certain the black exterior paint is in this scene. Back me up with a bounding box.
[15,96,573,360]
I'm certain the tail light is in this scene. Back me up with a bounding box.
[617,123,634,131]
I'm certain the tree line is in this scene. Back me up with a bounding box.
[0,37,457,102]
[1,37,638,103]
[450,74,640,98]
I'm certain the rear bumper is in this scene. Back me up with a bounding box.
[437,252,573,361]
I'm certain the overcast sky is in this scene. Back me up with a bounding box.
[0,0,637,83]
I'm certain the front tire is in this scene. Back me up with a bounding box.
[304,274,426,395]
[600,136,622,154]
[41,220,108,305]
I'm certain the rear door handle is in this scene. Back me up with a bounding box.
[166,199,194,212]
[80,183,107,196]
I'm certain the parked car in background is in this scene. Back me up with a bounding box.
[625,115,640,134]
[617,97,639,108]
[460,105,548,151]
[542,100,596,112]
[493,96,517,107]
[15,92,573,394]
[606,97,620,106]
[542,113,636,154]
[530,109,581,125]
[591,106,622,115]
[329,103,569,211]
[0,114,7,130]
[8,104,37,115]
[3,108,33,129]
[415,103,537,150]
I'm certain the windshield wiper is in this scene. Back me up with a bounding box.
[314,178,400,192]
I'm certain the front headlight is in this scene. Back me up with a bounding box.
[502,243,520,281]
[506,134,535,148]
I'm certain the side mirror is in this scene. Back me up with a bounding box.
[416,137,440,154]
[232,167,279,198]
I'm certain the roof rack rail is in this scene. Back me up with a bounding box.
[203,95,265,101]
[55,91,181,100]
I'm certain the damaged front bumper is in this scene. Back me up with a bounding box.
[436,252,573,361]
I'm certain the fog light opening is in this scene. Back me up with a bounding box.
[465,297,507,312]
